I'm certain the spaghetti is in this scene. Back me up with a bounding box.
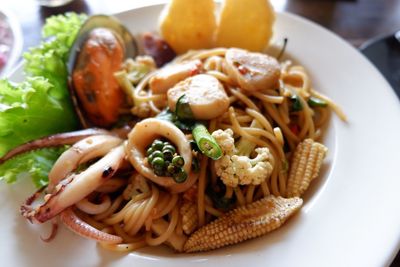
[23,47,346,253]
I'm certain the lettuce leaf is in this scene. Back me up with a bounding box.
[24,13,87,100]
[0,78,77,155]
[0,147,69,188]
[0,13,87,186]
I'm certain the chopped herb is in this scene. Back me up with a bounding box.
[156,108,196,131]
[290,94,303,112]
[175,94,194,120]
[308,96,328,107]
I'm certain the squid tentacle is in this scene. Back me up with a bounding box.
[21,145,125,224]
[60,208,122,244]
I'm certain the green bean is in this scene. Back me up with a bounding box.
[192,123,222,160]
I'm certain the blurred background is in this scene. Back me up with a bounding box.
[3,0,399,94]
[3,0,400,50]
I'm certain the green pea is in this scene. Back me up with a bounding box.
[167,164,179,174]
[152,139,164,150]
[150,151,164,161]
[163,150,174,161]
[152,157,165,170]
[173,169,187,183]
[163,141,171,147]
[162,145,176,154]
[146,147,155,157]
[147,152,157,164]
[172,155,185,167]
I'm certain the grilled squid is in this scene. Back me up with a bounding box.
[0,128,110,164]
[76,195,112,215]
[126,118,197,193]
[21,144,125,224]
[60,208,122,244]
[48,135,123,192]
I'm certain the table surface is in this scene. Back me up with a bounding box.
[2,0,400,266]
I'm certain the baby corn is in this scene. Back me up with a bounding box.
[180,201,198,235]
[183,195,302,252]
[286,139,328,197]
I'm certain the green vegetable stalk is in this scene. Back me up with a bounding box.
[192,123,222,160]
[0,13,87,187]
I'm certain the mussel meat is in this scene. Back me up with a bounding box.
[67,15,138,128]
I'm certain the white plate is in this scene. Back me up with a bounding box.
[0,8,23,77]
[1,4,400,267]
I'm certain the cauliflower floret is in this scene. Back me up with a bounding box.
[211,129,235,154]
[212,129,275,187]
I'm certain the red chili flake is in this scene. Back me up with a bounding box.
[237,64,249,75]
[189,66,200,76]
[289,124,300,135]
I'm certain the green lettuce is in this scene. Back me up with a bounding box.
[0,13,87,186]
[0,78,77,156]
[0,147,69,188]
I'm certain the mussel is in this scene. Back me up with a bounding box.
[67,15,138,128]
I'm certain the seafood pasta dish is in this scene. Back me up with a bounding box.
[0,0,346,253]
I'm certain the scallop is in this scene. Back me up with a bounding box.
[225,48,280,91]
[167,74,230,120]
[149,59,202,94]
[67,15,138,128]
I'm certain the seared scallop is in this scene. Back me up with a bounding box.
[225,48,280,91]
[149,60,203,94]
[167,74,229,120]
